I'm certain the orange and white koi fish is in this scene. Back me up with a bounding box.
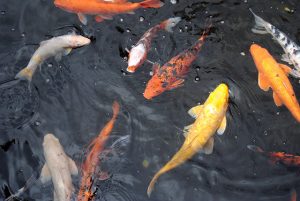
[147,83,229,196]
[127,17,181,73]
[249,44,300,122]
[291,189,297,201]
[143,26,210,99]
[248,145,300,167]
[77,101,120,201]
[54,0,164,25]
[15,34,90,82]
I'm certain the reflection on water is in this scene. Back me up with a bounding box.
[0,0,300,201]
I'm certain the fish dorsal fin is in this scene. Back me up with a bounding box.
[258,73,270,91]
[167,78,185,90]
[278,63,292,76]
[40,164,51,184]
[188,104,204,119]
[183,124,193,137]
[152,62,160,75]
[68,157,78,176]
[202,137,214,155]
[217,116,227,135]
[273,92,283,106]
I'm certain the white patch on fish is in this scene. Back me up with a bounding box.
[127,43,146,72]
[40,134,78,201]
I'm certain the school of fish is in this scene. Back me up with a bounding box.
[2,1,300,201]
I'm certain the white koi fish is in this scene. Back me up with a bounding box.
[127,17,181,73]
[40,133,78,201]
[250,9,300,78]
[15,34,91,82]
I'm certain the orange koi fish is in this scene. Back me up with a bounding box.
[127,17,181,73]
[143,26,210,99]
[77,101,120,201]
[250,44,300,122]
[248,145,300,167]
[54,0,164,25]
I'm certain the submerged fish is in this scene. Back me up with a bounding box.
[54,0,164,25]
[40,133,78,201]
[291,189,297,201]
[77,101,120,201]
[147,83,229,196]
[248,145,300,167]
[127,17,181,73]
[15,34,90,82]
[249,44,300,122]
[143,25,210,99]
[250,9,300,78]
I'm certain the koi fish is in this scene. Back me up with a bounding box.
[15,34,90,82]
[54,0,164,25]
[143,25,210,99]
[40,134,78,201]
[77,101,120,201]
[147,83,229,196]
[249,44,300,122]
[248,145,300,167]
[127,17,181,73]
[250,9,300,78]
[291,189,297,201]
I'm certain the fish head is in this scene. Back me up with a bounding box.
[67,35,91,47]
[54,0,71,9]
[249,44,273,69]
[127,44,146,73]
[143,75,166,99]
[206,83,229,110]
[43,133,61,148]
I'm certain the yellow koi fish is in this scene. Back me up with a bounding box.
[147,83,229,196]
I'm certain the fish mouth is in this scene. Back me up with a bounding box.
[143,93,152,100]
[126,66,136,73]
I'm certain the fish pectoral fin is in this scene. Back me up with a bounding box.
[273,92,283,107]
[258,73,270,91]
[95,15,105,23]
[68,158,78,176]
[97,14,114,20]
[183,124,193,137]
[217,116,227,135]
[167,78,185,90]
[281,54,293,65]
[202,137,214,155]
[279,63,292,76]
[77,13,88,25]
[64,47,72,55]
[40,164,51,184]
[188,104,204,119]
[53,191,58,201]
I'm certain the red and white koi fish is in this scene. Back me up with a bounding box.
[54,0,164,25]
[143,25,210,99]
[127,17,181,73]
[77,101,120,201]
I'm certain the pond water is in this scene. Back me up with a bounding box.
[0,0,300,200]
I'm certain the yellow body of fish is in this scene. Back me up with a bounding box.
[147,83,229,196]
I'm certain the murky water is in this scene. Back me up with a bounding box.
[1,0,300,200]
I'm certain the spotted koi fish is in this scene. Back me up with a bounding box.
[127,17,181,73]
[143,25,210,99]
[248,145,300,167]
[250,9,300,78]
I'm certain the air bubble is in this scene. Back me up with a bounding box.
[1,11,5,15]
[170,0,177,4]
[21,32,25,37]
[194,76,200,82]
[196,66,201,71]
[120,18,124,22]
[35,121,41,126]
[179,28,183,32]
[139,16,144,22]
[48,63,53,68]
[126,28,131,33]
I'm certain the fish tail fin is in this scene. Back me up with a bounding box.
[247,145,264,153]
[112,101,120,119]
[249,8,269,34]
[147,171,162,197]
[15,67,33,82]
[160,17,182,33]
[139,0,164,8]
[199,20,212,41]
